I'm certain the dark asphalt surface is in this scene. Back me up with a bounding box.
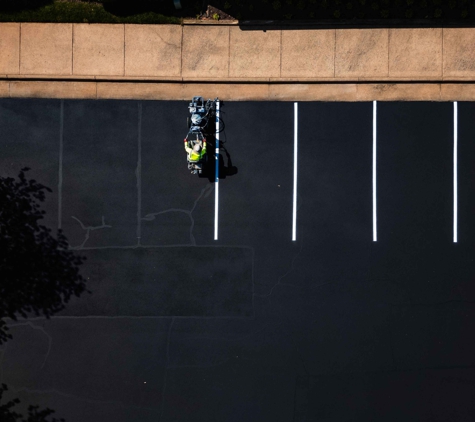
[1,99,475,422]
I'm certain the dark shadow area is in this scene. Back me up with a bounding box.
[0,383,65,422]
[209,0,475,28]
[0,0,54,13]
[202,143,238,182]
[201,140,239,182]
[0,168,88,345]
[0,168,88,421]
[2,0,474,28]
[2,0,475,28]
[239,18,475,30]
[102,0,200,18]
[219,144,239,178]
[100,0,475,25]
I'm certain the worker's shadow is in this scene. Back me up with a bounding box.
[201,142,238,183]
[200,115,238,182]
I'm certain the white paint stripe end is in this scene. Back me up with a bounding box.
[373,100,377,242]
[454,101,458,243]
[292,102,298,241]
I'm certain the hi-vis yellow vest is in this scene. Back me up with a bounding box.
[185,141,207,162]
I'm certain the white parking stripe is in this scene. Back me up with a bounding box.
[292,102,298,241]
[373,101,377,242]
[214,100,220,241]
[454,101,458,243]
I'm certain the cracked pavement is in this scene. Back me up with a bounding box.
[142,184,214,247]
[70,216,112,249]
[0,99,475,421]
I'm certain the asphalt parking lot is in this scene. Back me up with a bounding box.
[1,99,475,422]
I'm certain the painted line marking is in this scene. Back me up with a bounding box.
[137,102,142,243]
[454,101,458,243]
[58,99,64,230]
[214,100,220,241]
[373,100,377,242]
[292,102,298,241]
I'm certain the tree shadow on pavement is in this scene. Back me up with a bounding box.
[0,168,88,421]
[0,168,88,345]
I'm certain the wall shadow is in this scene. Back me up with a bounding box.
[239,18,475,31]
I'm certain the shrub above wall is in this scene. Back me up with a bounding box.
[0,0,474,23]
[0,0,182,24]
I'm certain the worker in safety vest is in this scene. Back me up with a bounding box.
[184,139,207,162]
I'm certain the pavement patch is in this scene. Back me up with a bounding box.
[61,100,138,248]
[60,246,253,317]
[0,98,60,232]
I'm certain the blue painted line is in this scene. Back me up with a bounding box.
[214,100,220,240]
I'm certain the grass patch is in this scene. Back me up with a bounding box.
[0,1,181,24]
